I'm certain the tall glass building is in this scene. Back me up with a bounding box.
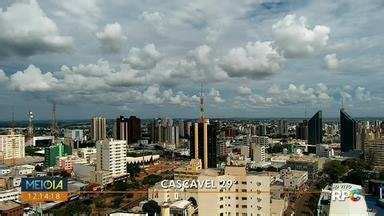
[308,111,323,145]
[340,109,357,152]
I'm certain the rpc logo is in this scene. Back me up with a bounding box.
[331,189,362,201]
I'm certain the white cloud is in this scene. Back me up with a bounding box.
[273,14,330,58]
[0,70,8,82]
[96,22,127,53]
[0,0,72,57]
[237,86,252,95]
[140,11,166,33]
[10,65,58,92]
[189,45,212,66]
[54,0,101,30]
[220,41,284,79]
[209,88,225,103]
[123,44,162,70]
[237,83,333,108]
[324,53,339,70]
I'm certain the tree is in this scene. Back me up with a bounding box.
[112,196,123,208]
[94,197,104,208]
[143,174,163,186]
[114,181,128,191]
[142,200,161,216]
[127,163,141,180]
[322,160,347,183]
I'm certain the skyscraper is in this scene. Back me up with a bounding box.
[91,116,107,141]
[115,115,141,144]
[190,121,218,169]
[189,85,217,169]
[115,115,129,141]
[127,116,141,144]
[308,111,323,145]
[296,120,308,140]
[340,109,357,152]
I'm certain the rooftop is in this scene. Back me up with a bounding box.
[0,201,21,211]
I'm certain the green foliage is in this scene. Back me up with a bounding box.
[322,160,348,183]
[142,200,161,216]
[94,197,104,208]
[112,196,124,208]
[51,200,91,216]
[143,174,163,186]
[267,144,285,154]
[127,163,141,179]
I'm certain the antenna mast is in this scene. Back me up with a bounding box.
[199,82,205,121]
[51,102,59,139]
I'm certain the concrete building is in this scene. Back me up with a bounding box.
[364,137,384,171]
[250,144,266,163]
[148,164,271,216]
[96,139,127,179]
[65,129,84,142]
[0,132,25,163]
[91,116,107,141]
[286,155,319,179]
[190,119,218,169]
[0,188,20,202]
[44,142,72,167]
[281,169,308,190]
[0,200,23,216]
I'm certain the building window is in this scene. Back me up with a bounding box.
[220,205,223,209]
[242,205,247,208]
[242,197,247,200]
[236,205,239,208]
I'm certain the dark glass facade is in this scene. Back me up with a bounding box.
[340,109,357,152]
[308,111,322,145]
[190,122,217,168]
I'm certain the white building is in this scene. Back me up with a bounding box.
[96,139,127,178]
[65,129,85,142]
[0,132,25,161]
[0,188,20,202]
[148,163,271,216]
[251,144,266,163]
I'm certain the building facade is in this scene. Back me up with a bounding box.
[0,132,25,162]
[189,119,218,169]
[91,116,107,141]
[340,109,357,152]
[308,111,322,145]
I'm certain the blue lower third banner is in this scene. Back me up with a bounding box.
[20,177,69,202]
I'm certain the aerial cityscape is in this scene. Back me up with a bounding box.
[0,0,384,216]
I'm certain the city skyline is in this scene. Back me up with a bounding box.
[0,0,383,120]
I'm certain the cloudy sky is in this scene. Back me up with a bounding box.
[0,0,383,120]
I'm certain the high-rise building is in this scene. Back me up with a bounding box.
[127,116,141,144]
[90,116,107,141]
[190,120,218,169]
[251,144,266,163]
[115,115,141,145]
[308,111,323,145]
[340,109,357,152]
[178,121,185,138]
[258,124,267,136]
[364,137,384,171]
[278,120,288,136]
[96,139,127,178]
[185,122,192,138]
[44,142,72,167]
[115,115,129,141]
[0,131,25,163]
[296,120,308,140]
